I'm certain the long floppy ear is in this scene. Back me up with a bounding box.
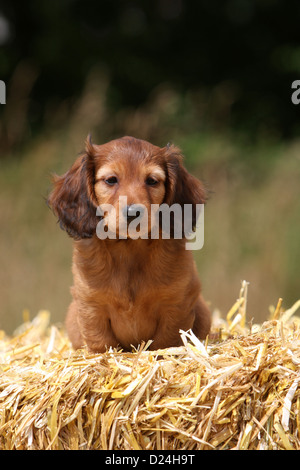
[164,144,206,234]
[47,137,98,239]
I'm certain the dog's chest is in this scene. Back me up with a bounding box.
[110,302,157,349]
[110,256,146,300]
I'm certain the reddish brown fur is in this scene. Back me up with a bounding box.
[48,136,211,352]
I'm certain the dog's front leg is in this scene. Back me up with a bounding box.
[66,300,119,353]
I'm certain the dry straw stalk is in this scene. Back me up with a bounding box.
[1,281,300,450]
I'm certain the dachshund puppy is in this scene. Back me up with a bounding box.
[48,136,211,352]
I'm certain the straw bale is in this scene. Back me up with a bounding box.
[1,282,300,450]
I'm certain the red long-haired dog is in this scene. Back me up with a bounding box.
[48,136,211,352]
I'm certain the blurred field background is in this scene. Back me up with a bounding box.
[0,1,299,333]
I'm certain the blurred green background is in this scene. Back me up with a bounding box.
[0,0,299,333]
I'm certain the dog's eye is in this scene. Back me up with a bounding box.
[146,177,158,186]
[105,176,118,185]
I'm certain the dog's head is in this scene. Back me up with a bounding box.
[47,136,206,240]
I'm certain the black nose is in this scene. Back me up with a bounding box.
[123,204,145,221]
